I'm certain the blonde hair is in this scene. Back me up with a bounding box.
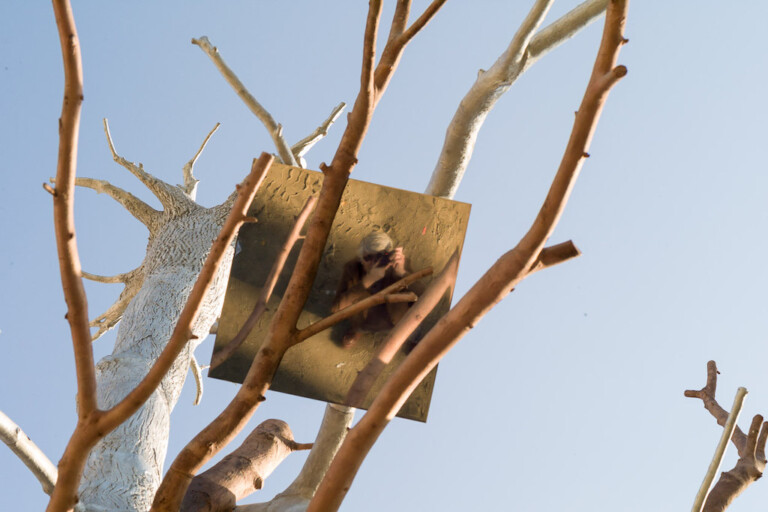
[358,231,393,258]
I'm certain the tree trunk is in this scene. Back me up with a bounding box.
[77,207,233,512]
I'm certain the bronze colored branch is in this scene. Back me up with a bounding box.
[686,361,768,512]
[294,268,431,343]
[180,420,310,512]
[46,0,97,509]
[152,2,447,508]
[210,196,318,370]
[308,2,628,510]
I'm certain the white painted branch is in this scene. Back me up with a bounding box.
[103,118,196,214]
[189,355,204,406]
[86,267,145,342]
[192,36,299,167]
[425,0,607,198]
[291,103,347,167]
[0,410,57,496]
[58,176,161,229]
[179,123,220,201]
[692,387,749,512]
[236,404,355,512]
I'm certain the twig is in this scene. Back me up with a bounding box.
[63,176,160,230]
[308,2,628,509]
[189,356,204,406]
[295,269,430,343]
[210,196,317,370]
[84,267,145,341]
[191,37,298,167]
[526,240,582,275]
[103,119,194,214]
[0,410,57,496]
[180,122,220,200]
[291,103,346,167]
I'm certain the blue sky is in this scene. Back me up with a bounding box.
[2,2,768,511]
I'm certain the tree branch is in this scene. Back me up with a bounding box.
[57,176,161,229]
[294,269,430,343]
[103,118,196,214]
[181,420,310,512]
[290,102,346,167]
[180,122,220,201]
[685,361,768,512]
[191,37,298,167]
[189,356,205,407]
[235,405,355,512]
[308,2,628,509]
[526,240,581,275]
[426,0,608,199]
[0,410,57,496]
[85,266,145,341]
[46,0,97,509]
[209,195,317,370]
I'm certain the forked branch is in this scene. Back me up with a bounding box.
[83,266,145,341]
[103,118,195,214]
[308,2,628,509]
[180,122,220,200]
[291,102,346,167]
[686,361,768,512]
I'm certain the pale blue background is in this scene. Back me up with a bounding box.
[2,2,767,511]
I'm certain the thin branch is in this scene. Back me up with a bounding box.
[62,176,161,229]
[47,0,97,509]
[526,240,582,275]
[103,118,195,213]
[191,37,298,167]
[692,387,748,512]
[295,269,430,343]
[189,356,204,406]
[0,410,57,496]
[210,195,318,370]
[529,0,609,62]
[308,2,628,509]
[345,253,458,407]
[290,103,346,167]
[180,122,220,201]
[426,0,608,199]
[100,154,273,434]
[86,267,145,341]
[685,361,747,452]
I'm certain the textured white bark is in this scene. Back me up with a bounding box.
[77,204,234,512]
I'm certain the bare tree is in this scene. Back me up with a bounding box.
[0,1,667,511]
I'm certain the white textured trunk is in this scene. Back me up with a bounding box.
[77,205,233,512]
